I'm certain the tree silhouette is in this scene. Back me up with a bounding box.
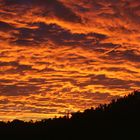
[0,90,140,139]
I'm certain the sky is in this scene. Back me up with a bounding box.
[0,0,140,121]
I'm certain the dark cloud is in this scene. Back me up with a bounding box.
[106,67,138,74]
[106,50,140,63]
[0,61,18,66]
[0,61,33,72]
[76,74,132,90]
[24,107,57,114]
[0,84,40,96]
[2,0,82,23]
[16,64,33,71]
[28,78,46,83]
[122,50,140,63]
[11,22,107,47]
[0,99,9,104]
[0,21,14,32]
[92,75,131,89]
[72,3,90,13]
[80,91,119,101]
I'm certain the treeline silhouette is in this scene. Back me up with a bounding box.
[0,90,140,139]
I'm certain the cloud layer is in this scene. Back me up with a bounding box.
[0,0,140,120]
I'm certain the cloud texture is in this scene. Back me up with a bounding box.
[0,0,140,120]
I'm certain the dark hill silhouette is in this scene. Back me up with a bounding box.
[0,90,140,139]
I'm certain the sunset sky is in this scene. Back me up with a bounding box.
[0,0,140,121]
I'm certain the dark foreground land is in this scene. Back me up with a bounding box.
[0,91,140,139]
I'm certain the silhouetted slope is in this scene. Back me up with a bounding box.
[0,91,140,139]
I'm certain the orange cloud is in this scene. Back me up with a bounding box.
[0,0,140,120]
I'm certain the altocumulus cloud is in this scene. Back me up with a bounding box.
[0,0,140,120]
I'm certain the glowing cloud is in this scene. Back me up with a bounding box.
[0,0,140,120]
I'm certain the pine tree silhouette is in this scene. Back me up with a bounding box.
[0,90,140,139]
